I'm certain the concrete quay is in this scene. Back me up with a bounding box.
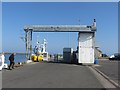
[2,60,119,89]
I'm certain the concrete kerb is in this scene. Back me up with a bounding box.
[1,60,38,71]
[24,60,42,65]
[14,60,33,67]
[89,65,120,88]
[26,60,33,64]
[6,60,35,69]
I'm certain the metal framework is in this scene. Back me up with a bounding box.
[24,20,96,60]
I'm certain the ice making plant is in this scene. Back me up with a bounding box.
[24,19,96,64]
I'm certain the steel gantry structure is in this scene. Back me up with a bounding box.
[24,19,97,64]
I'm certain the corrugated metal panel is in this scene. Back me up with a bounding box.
[78,32,94,64]
[79,33,93,48]
[79,48,94,63]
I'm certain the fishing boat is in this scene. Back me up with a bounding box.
[31,38,48,62]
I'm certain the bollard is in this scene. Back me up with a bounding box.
[94,59,99,64]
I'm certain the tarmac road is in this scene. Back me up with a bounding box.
[2,61,104,88]
[95,59,119,85]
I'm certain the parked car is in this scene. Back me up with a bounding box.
[109,53,120,60]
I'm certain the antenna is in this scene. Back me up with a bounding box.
[37,36,38,42]
[19,29,26,42]
[36,36,39,44]
[78,19,80,25]
[20,36,25,42]
[36,35,40,49]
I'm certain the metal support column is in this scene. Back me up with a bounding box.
[78,32,81,64]
[29,30,32,60]
[25,29,28,60]
[25,28,32,60]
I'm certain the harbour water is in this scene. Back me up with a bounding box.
[4,54,26,65]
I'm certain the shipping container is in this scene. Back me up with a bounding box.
[63,48,73,63]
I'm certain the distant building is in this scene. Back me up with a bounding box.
[101,54,108,57]
[95,47,102,59]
